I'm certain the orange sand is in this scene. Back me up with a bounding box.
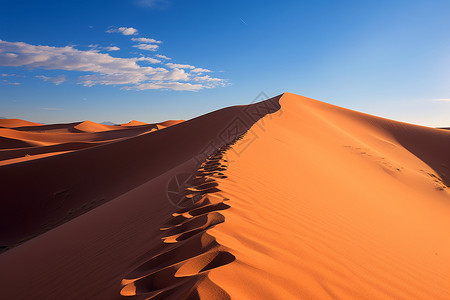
[0,93,449,299]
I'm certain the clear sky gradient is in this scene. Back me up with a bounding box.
[1,0,450,126]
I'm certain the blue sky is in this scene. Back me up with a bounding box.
[1,0,450,126]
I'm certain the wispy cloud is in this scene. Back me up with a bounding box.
[1,79,20,85]
[137,57,161,64]
[133,44,159,51]
[155,54,171,60]
[36,74,66,85]
[105,46,120,51]
[191,68,211,73]
[89,44,120,52]
[107,27,138,35]
[433,98,450,102]
[131,37,162,44]
[2,73,20,77]
[166,63,211,74]
[193,75,224,83]
[166,63,195,69]
[0,39,225,91]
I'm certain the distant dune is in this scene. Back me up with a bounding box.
[0,118,43,128]
[0,93,449,299]
[73,120,117,132]
[120,120,148,127]
[0,119,184,163]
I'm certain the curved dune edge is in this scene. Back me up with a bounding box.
[120,133,250,299]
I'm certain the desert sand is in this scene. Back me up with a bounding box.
[0,93,449,299]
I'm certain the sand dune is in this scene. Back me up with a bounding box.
[0,118,42,128]
[73,120,118,132]
[0,93,449,299]
[0,119,184,162]
[120,120,148,127]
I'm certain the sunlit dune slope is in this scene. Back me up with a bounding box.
[206,92,450,299]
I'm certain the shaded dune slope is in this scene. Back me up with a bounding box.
[0,97,280,249]
[120,135,246,299]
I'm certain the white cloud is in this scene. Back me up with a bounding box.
[36,74,66,85]
[137,57,161,64]
[131,37,162,44]
[79,68,188,87]
[105,46,120,51]
[166,63,195,69]
[4,53,18,58]
[433,98,450,102]
[89,45,120,52]
[165,64,211,74]
[133,44,159,51]
[191,67,211,73]
[107,27,138,35]
[1,79,20,85]
[131,82,203,91]
[0,39,226,91]
[192,75,227,88]
[193,75,223,82]
[155,54,171,60]
[0,40,144,73]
